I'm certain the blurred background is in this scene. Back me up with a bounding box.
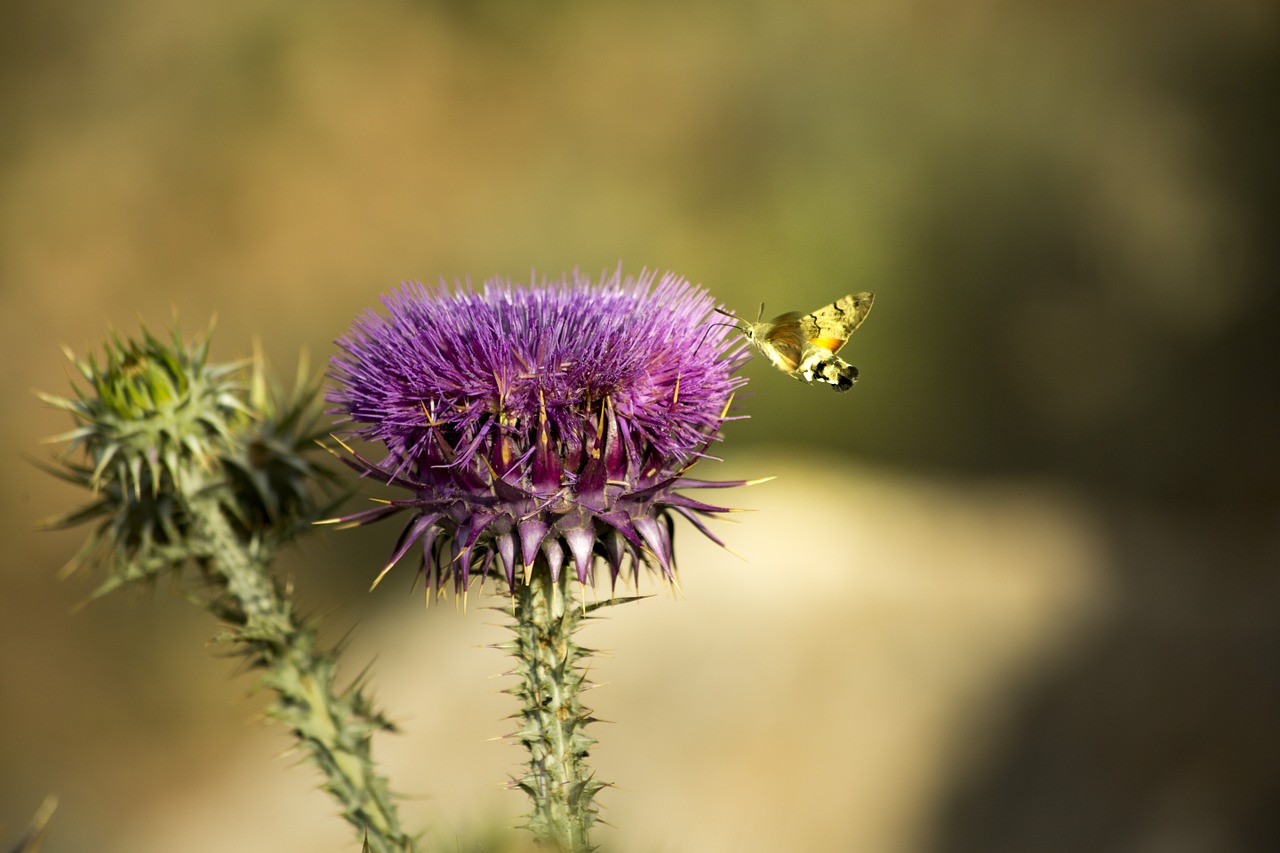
[3,1,1278,850]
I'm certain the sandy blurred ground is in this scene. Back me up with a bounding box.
[8,455,1112,853]
[4,1,1279,851]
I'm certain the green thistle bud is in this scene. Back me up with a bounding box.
[221,347,344,542]
[38,325,247,590]
[39,324,336,595]
[47,325,247,493]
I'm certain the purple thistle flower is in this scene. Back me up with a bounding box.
[327,268,749,594]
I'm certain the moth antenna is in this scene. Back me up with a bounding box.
[712,306,746,327]
[697,309,747,351]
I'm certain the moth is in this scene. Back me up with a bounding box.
[724,292,875,392]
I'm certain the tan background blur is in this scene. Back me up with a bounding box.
[4,2,1278,851]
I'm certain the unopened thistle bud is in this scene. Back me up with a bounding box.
[40,327,336,592]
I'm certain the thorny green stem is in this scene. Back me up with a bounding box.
[42,328,421,850]
[188,490,418,853]
[508,565,603,852]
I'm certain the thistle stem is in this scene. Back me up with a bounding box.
[188,491,417,853]
[510,565,601,852]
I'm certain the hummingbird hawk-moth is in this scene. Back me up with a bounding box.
[725,292,874,392]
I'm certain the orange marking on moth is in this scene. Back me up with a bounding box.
[807,337,845,352]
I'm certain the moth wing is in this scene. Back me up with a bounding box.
[756,314,806,371]
[766,310,805,326]
[798,292,875,355]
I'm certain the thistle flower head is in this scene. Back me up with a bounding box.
[327,268,749,594]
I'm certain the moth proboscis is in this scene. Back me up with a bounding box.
[723,292,874,392]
